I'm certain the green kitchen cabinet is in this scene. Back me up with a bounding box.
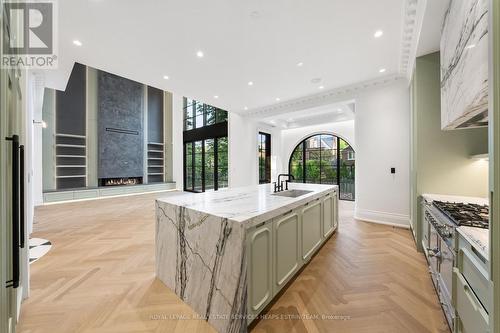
[272,210,300,295]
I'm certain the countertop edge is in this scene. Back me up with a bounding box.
[457,226,490,261]
[156,185,338,229]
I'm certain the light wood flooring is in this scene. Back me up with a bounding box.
[18,192,449,333]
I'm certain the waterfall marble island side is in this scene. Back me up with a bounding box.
[155,183,339,333]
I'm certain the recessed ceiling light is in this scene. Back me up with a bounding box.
[275,97,281,101]
[319,86,324,90]
[250,11,261,19]
[337,108,342,112]
[297,62,304,67]
[374,30,383,38]
[73,40,82,46]
[196,50,204,58]
[163,75,169,80]
[248,81,254,86]
[214,95,219,99]
[379,68,386,73]
[244,106,248,110]
[269,120,276,124]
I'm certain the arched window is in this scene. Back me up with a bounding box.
[289,134,355,200]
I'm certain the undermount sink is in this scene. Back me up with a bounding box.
[271,189,313,198]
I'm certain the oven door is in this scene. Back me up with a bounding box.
[438,240,455,329]
[428,222,440,288]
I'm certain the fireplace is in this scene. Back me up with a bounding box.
[99,177,143,187]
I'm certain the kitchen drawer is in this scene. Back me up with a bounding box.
[456,238,492,313]
[454,268,489,333]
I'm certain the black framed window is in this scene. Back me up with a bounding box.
[184,99,227,130]
[183,98,228,192]
[258,132,271,184]
[289,134,355,201]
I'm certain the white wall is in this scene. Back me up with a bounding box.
[354,80,410,227]
[171,95,184,190]
[257,123,283,184]
[227,113,265,187]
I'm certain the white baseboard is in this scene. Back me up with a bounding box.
[354,208,410,229]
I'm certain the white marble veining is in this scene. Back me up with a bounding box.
[421,193,489,206]
[157,183,337,229]
[156,183,336,333]
[440,0,489,129]
[457,226,489,260]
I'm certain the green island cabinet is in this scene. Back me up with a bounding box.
[246,190,338,322]
[454,232,492,333]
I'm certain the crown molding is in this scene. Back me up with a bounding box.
[245,74,403,119]
[243,1,425,119]
[399,0,426,80]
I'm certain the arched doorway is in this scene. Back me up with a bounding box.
[288,133,355,200]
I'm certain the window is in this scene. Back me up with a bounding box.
[289,134,355,200]
[184,99,227,130]
[258,132,271,184]
[183,98,228,192]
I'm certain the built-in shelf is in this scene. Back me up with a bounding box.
[56,144,86,148]
[56,175,86,179]
[147,143,164,183]
[56,133,86,139]
[56,155,87,158]
[55,133,87,189]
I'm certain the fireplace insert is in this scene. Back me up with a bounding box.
[99,177,143,187]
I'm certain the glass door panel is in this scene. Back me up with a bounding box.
[217,137,228,189]
[194,141,203,192]
[204,139,215,190]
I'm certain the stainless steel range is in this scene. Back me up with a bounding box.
[423,200,489,331]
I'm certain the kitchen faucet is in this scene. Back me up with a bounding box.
[274,174,295,192]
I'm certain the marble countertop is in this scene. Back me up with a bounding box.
[457,226,489,261]
[157,183,337,228]
[421,193,489,206]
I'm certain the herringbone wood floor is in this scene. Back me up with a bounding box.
[18,192,448,333]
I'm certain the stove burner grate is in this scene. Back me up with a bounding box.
[433,201,489,229]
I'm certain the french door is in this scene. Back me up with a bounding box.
[183,137,228,192]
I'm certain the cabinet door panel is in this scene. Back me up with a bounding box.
[247,224,272,315]
[322,194,334,238]
[274,212,299,294]
[301,200,322,260]
[333,192,338,229]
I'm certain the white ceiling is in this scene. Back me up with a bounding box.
[47,0,411,113]
[259,101,355,129]
[416,0,450,57]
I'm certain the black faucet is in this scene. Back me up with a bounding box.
[274,174,295,192]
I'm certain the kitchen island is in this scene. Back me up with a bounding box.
[155,183,338,333]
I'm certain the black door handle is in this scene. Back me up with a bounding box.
[5,135,20,289]
[20,144,25,249]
